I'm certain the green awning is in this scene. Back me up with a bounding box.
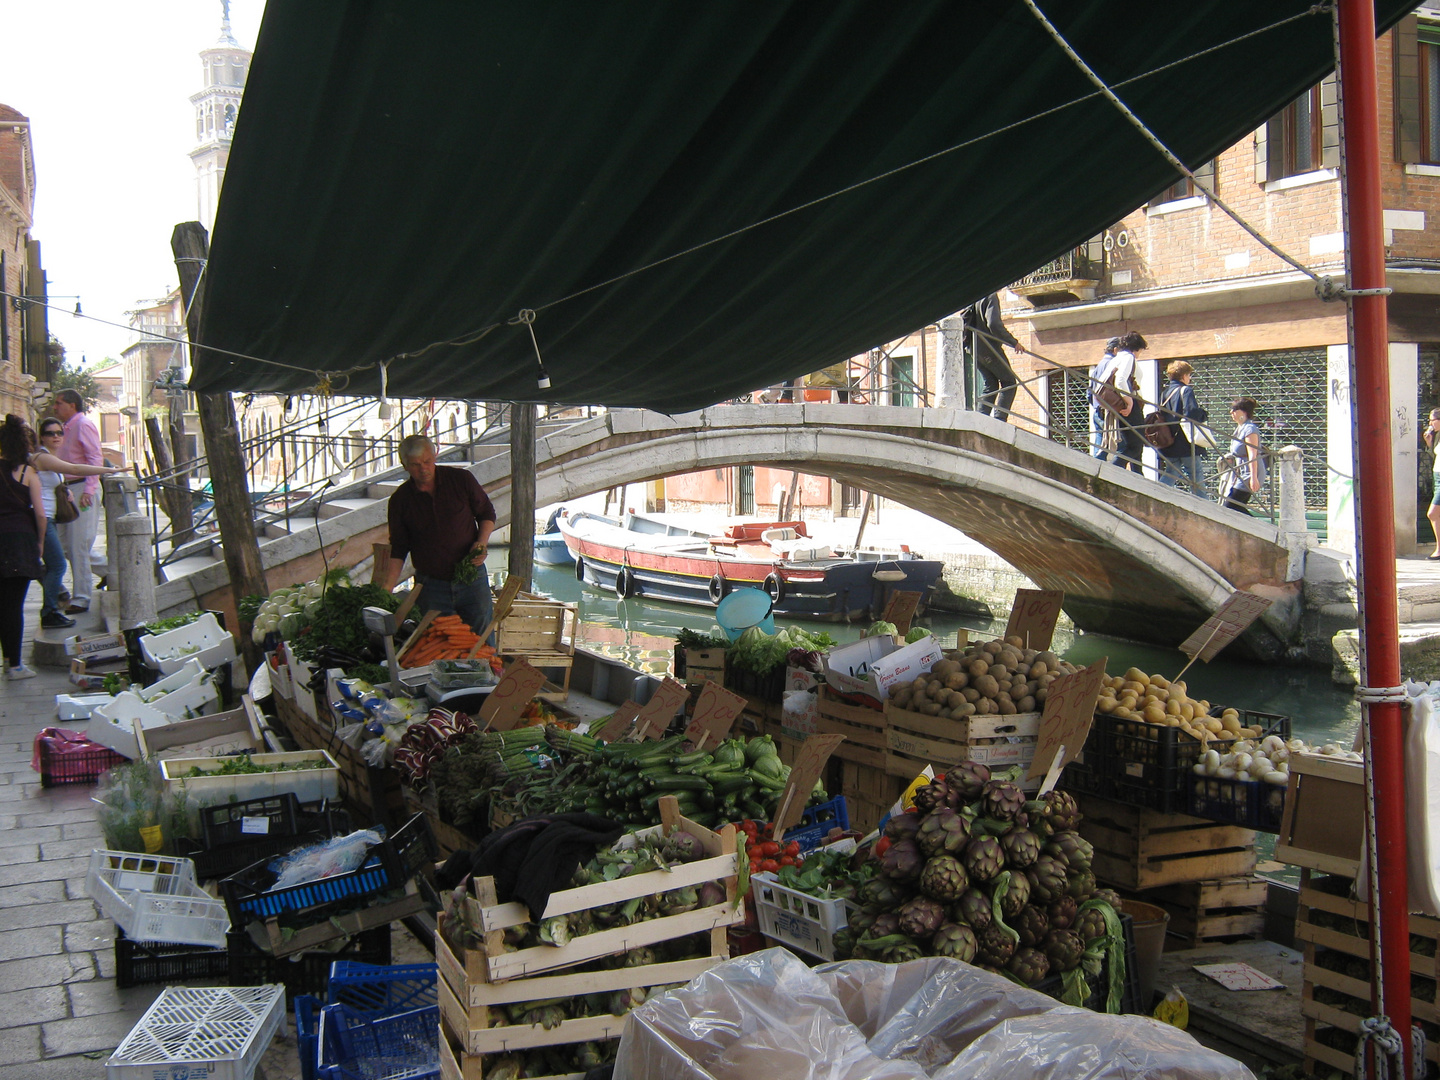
[191,1,1411,412]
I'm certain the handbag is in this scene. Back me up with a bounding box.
[53,481,79,524]
[1095,374,1129,416]
[1142,409,1177,450]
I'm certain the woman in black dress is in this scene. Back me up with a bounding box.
[0,415,47,680]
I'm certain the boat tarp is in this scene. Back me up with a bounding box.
[190,0,1413,412]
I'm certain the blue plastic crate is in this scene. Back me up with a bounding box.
[295,995,323,1080]
[327,962,438,1016]
[318,1002,439,1080]
[780,795,850,852]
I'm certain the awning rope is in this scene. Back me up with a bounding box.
[1354,1016,1405,1080]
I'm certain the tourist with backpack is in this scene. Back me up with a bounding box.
[1154,361,1209,491]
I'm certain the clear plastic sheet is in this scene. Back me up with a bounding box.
[614,948,1255,1080]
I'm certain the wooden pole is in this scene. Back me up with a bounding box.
[142,416,176,521]
[171,222,268,666]
[854,491,874,550]
[507,402,537,589]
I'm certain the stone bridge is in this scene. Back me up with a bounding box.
[157,404,1309,658]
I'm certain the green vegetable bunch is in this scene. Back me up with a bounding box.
[144,611,206,635]
[452,555,481,587]
[728,624,837,676]
[287,583,399,663]
[675,628,730,651]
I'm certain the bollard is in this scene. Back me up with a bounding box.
[102,474,140,594]
[113,512,159,629]
[1277,445,1308,578]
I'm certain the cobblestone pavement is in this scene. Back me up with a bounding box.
[1,586,430,1078]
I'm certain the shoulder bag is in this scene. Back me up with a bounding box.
[1095,374,1129,416]
[53,480,79,524]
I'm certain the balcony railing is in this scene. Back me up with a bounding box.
[1015,247,1103,290]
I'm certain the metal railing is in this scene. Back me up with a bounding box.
[1015,246,1104,289]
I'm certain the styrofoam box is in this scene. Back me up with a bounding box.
[160,749,340,805]
[134,658,207,704]
[139,612,239,675]
[55,693,111,721]
[106,984,285,1080]
[86,850,230,948]
[823,634,943,701]
[88,695,177,760]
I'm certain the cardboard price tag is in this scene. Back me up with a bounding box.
[594,701,642,744]
[773,733,845,841]
[1027,657,1108,784]
[634,677,688,740]
[1004,589,1064,652]
[684,682,746,748]
[880,591,923,637]
[1178,590,1273,665]
[478,659,547,731]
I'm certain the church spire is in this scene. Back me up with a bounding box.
[217,0,238,47]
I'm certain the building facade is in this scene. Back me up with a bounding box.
[0,103,47,420]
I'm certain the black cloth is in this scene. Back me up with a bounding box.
[0,577,29,665]
[0,465,43,581]
[438,812,624,922]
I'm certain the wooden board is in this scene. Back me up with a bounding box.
[816,687,886,768]
[402,785,477,860]
[438,1015,597,1080]
[1274,754,1364,878]
[1077,794,1256,890]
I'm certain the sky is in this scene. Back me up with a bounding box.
[0,0,266,367]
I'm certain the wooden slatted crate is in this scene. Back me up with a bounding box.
[274,693,406,828]
[497,599,577,699]
[883,702,1039,779]
[1123,875,1268,950]
[435,798,740,1077]
[1076,794,1257,890]
[816,686,886,770]
[1295,869,1440,1076]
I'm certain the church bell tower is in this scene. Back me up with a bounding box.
[189,0,251,232]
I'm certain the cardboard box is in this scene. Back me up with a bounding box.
[785,665,820,693]
[69,656,129,690]
[64,631,127,663]
[136,700,267,760]
[823,634,942,702]
[1275,752,1364,877]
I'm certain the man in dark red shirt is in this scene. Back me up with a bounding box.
[379,435,497,637]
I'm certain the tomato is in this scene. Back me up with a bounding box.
[782,841,801,858]
[746,845,762,862]
[778,855,796,867]
[759,841,781,857]
[758,858,780,874]
[874,836,892,858]
[738,820,758,837]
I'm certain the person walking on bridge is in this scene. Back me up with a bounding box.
[1220,397,1266,515]
[962,292,1024,421]
[1157,361,1209,493]
[377,434,498,639]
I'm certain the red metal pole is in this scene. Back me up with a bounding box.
[1337,0,1411,1068]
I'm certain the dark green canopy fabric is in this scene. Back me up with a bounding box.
[192,1,1411,412]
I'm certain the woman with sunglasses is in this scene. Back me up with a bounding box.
[32,419,121,629]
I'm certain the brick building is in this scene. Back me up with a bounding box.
[0,103,47,420]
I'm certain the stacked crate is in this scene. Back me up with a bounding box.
[1075,794,1257,891]
[1294,870,1440,1077]
[817,686,893,832]
[496,598,577,700]
[435,798,743,1079]
[1120,875,1268,950]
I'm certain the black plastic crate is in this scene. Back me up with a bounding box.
[37,742,126,788]
[182,803,354,882]
[1186,773,1287,833]
[1108,775,1186,814]
[220,813,432,931]
[725,666,784,703]
[1059,753,1113,800]
[1033,912,1140,1014]
[202,794,303,847]
[227,924,391,1003]
[114,931,230,990]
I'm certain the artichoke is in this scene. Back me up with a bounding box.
[944,760,991,801]
[1047,895,1078,930]
[976,922,1017,967]
[1000,828,1042,869]
[912,780,949,815]
[831,928,858,959]
[847,908,880,935]
[931,921,979,963]
[858,934,926,964]
[916,807,971,856]
[962,835,1004,882]
[1046,832,1093,872]
[1042,789,1081,831]
[897,895,948,939]
[1007,946,1052,986]
[1043,928,1086,972]
[1000,867,1031,917]
[859,876,914,909]
[951,888,992,932]
[1093,888,1124,910]
[863,912,903,941]
[980,779,1026,821]
[885,813,923,843]
[1025,854,1067,903]
[880,838,924,882]
[1066,868,1097,901]
[919,855,969,902]
[1014,904,1050,948]
[1074,907,1108,944]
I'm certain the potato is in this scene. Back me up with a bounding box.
[1035,686,1049,703]
[1143,704,1168,725]
[962,687,981,704]
[946,672,969,691]
[974,674,1000,699]
[969,657,990,677]
[983,640,1004,656]
[1005,635,1025,649]
[1165,698,1183,717]
[922,702,942,716]
[1150,674,1170,690]
[932,659,961,680]
[1125,666,1150,685]
[1221,714,1241,734]
[998,697,1017,715]
[1203,717,1224,734]
[954,701,976,718]
[1096,696,1116,714]
[976,697,995,714]
[1017,695,1036,713]
[1029,661,1048,679]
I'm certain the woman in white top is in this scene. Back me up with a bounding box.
[31,419,120,629]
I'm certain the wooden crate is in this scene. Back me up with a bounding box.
[274,693,406,829]
[497,600,577,698]
[1295,869,1440,1076]
[816,686,887,769]
[1275,753,1365,878]
[402,785,478,860]
[1125,875,1268,950]
[883,702,1039,778]
[683,648,725,687]
[1076,794,1257,890]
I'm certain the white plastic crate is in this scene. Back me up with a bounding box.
[86,849,231,947]
[107,984,285,1080]
[134,657,207,703]
[54,692,111,721]
[87,695,174,760]
[752,871,854,961]
[159,749,340,805]
[139,612,239,675]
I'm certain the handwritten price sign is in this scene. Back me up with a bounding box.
[634,677,688,740]
[880,591,923,637]
[1027,657,1108,783]
[594,701,642,744]
[478,659,546,731]
[1178,590,1273,665]
[773,733,845,840]
[1004,589,1064,652]
[684,682,746,748]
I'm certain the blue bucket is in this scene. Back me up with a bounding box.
[716,587,776,641]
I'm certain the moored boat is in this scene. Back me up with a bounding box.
[557,509,943,622]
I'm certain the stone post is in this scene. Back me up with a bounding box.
[936,315,968,410]
[1277,445,1308,580]
[113,512,159,629]
[102,474,139,591]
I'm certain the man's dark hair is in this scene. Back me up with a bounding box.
[1119,331,1147,352]
[55,388,86,412]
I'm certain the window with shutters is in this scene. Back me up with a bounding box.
[1149,160,1216,208]
[1423,37,1440,162]
[1255,76,1339,183]
[1391,15,1440,166]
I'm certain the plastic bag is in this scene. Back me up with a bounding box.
[93,758,196,854]
[270,827,384,889]
[613,949,1254,1080]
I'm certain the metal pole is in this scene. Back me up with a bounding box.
[1337,0,1410,1068]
